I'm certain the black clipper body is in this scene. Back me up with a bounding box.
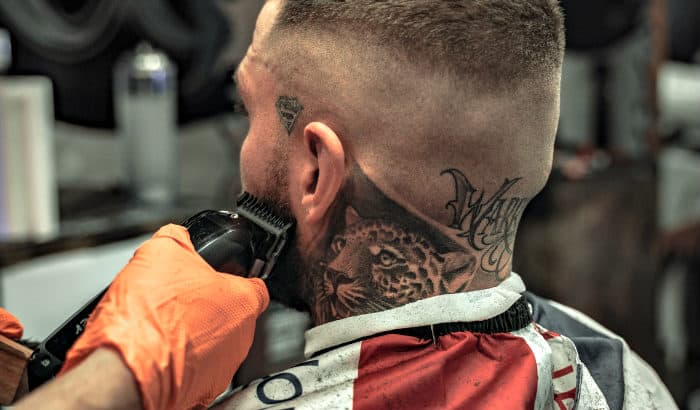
[181,210,253,276]
[26,192,294,390]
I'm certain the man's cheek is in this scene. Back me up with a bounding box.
[239,137,264,194]
[239,137,254,190]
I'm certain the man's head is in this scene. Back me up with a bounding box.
[235,0,565,324]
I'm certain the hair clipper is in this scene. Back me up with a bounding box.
[26,192,294,390]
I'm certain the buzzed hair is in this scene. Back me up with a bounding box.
[272,0,565,89]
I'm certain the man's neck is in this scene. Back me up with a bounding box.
[303,166,525,326]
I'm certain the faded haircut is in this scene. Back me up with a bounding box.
[272,0,565,90]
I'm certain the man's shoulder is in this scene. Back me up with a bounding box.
[211,292,677,410]
[526,292,622,341]
[525,291,677,409]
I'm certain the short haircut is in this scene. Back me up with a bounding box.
[272,0,566,90]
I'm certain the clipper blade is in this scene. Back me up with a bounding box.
[236,192,293,234]
[235,192,294,279]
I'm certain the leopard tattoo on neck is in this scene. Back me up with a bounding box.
[312,207,477,323]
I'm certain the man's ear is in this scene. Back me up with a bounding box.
[298,121,346,225]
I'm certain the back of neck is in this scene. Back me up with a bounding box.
[304,165,524,326]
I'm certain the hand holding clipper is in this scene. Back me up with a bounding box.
[58,224,269,410]
[23,192,293,410]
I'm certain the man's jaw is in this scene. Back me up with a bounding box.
[263,237,312,314]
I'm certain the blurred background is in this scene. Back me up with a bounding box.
[0,0,698,407]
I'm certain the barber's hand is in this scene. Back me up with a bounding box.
[59,224,269,410]
[0,307,24,340]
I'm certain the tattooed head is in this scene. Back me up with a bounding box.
[233,0,563,324]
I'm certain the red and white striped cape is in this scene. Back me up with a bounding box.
[213,274,676,410]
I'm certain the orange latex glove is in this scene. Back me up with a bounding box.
[59,224,269,410]
[0,307,23,340]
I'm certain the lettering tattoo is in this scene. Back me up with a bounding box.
[276,96,304,135]
[441,169,529,279]
[307,167,477,324]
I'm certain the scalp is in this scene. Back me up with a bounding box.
[261,0,564,222]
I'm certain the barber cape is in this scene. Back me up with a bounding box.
[212,273,676,410]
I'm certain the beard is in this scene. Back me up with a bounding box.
[264,232,310,312]
[248,142,311,313]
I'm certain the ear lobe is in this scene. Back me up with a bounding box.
[300,122,346,225]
